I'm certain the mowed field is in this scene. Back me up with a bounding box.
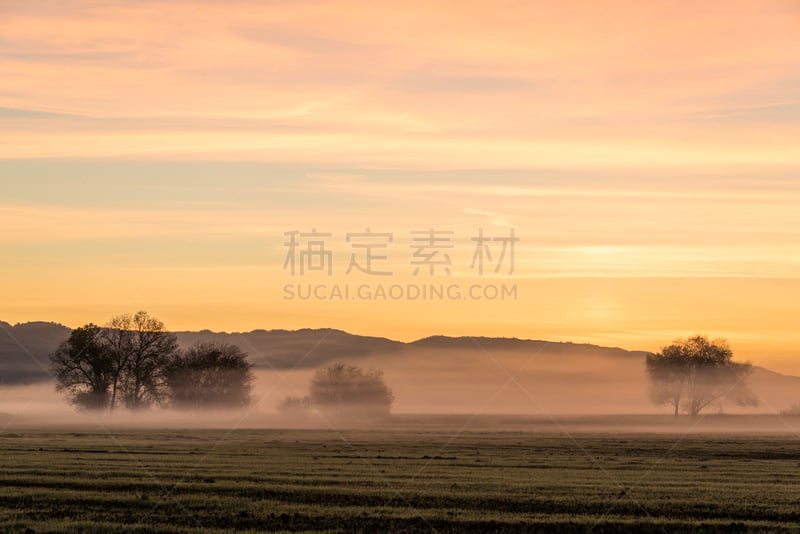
[1,425,800,532]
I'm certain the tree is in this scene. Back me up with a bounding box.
[102,311,179,410]
[276,395,312,414]
[308,363,394,417]
[646,335,757,417]
[50,311,179,412]
[163,342,254,409]
[50,324,112,410]
[779,403,800,416]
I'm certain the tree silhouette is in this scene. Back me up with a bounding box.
[50,324,112,410]
[308,363,394,417]
[646,335,757,416]
[102,311,179,410]
[50,312,179,412]
[276,395,312,414]
[164,342,254,409]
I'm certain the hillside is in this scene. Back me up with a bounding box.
[1,322,644,384]
[2,321,799,414]
[0,321,71,385]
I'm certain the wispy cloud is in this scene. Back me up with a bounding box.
[2,0,800,367]
[0,0,797,164]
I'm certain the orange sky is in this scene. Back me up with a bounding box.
[1,1,800,372]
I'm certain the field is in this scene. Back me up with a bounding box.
[2,421,800,532]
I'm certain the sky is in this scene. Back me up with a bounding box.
[2,1,800,372]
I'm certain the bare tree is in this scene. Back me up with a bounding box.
[102,311,179,410]
[646,335,757,417]
[50,324,112,410]
[163,342,254,409]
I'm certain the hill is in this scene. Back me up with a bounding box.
[0,323,404,384]
[0,321,71,385]
[2,322,799,414]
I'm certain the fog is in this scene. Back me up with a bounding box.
[2,345,800,432]
[364,348,649,414]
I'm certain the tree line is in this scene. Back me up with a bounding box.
[274,336,759,419]
[48,312,761,418]
[50,311,254,411]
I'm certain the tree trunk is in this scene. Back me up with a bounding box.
[110,375,118,411]
[689,399,700,417]
[133,373,141,409]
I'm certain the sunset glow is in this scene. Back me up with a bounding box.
[2,1,800,371]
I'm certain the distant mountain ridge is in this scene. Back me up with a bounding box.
[174,327,404,370]
[0,322,411,384]
[411,335,648,358]
[0,321,649,385]
[1,321,798,411]
[0,321,71,385]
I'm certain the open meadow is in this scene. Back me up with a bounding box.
[2,418,800,532]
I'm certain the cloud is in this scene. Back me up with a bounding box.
[0,107,79,119]
[400,73,538,93]
[2,0,800,368]
[460,207,514,228]
[0,0,797,164]
[0,203,287,243]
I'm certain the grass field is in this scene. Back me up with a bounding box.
[2,424,800,532]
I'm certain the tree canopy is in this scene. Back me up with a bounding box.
[308,363,394,416]
[50,324,112,410]
[102,311,179,410]
[50,312,252,412]
[163,342,254,409]
[279,363,394,419]
[646,335,757,416]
